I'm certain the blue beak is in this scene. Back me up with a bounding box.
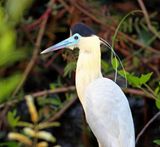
[41,34,80,54]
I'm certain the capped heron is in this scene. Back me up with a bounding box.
[41,23,135,147]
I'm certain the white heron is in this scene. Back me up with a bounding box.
[41,23,135,147]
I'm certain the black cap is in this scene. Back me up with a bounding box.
[71,23,95,37]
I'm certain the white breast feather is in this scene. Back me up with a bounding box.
[83,77,135,147]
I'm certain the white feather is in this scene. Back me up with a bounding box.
[84,78,135,147]
[75,35,135,147]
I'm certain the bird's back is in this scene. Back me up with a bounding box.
[83,77,135,147]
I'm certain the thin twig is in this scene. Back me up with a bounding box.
[136,111,160,144]
[71,1,160,54]
[47,97,78,122]
[12,18,48,97]
[137,0,160,40]
[58,0,72,13]
[11,0,55,97]
[1,85,156,109]
[32,86,75,97]
[0,106,10,129]
[0,86,75,109]
[123,88,155,99]
[44,50,63,67]
[0,0,55,130]
[26,0,54,30]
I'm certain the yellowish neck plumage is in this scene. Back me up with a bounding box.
[75,36,102,104]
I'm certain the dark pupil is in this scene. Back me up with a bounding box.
[74,36,78,40]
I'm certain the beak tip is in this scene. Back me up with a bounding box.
[40,50,47,54]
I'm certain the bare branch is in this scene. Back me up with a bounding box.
[136,111,160,144]
[137,0,160,39]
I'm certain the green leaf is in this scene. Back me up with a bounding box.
[153,139,160,145]
[0,50,25,67]
[101,59,109,74]
[38,97,62,107]
[154,86,160,96]
[0,7,26,68]
[138,28,153,45]
[133,57,140,67]
[0,141,18,147]
[154,82,160,96]
[0,74,22,103]
[111,57,119,70]
[49,83,55,90]
[16,121,33,128]
[64,61,76,77]
[37,122,60,130]
[140,72,152,85]
[6,0,33,25]
[155,89,160,109]
[51,98,62,106]
[0,29,15,52]
[7,110,20,128]
[126,73,141,87]
[155,99,160,109]
[118,70,128,78]
[123,72,152,88]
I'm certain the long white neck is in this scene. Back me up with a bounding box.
[75,36,102,104]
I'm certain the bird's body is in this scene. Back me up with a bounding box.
[84,78,135,147]
[76,35,135,147]
[41,23,135,147]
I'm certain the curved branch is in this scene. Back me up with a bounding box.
[136,111,160,144]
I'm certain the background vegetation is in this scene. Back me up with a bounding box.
[0,0,160,147]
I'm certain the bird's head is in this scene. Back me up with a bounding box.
[41,23,101,54]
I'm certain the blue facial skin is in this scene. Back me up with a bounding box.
[41,33,81,54]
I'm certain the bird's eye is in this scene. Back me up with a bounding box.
[74,35,79,40]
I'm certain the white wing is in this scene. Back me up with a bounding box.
[83,77,135,147]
